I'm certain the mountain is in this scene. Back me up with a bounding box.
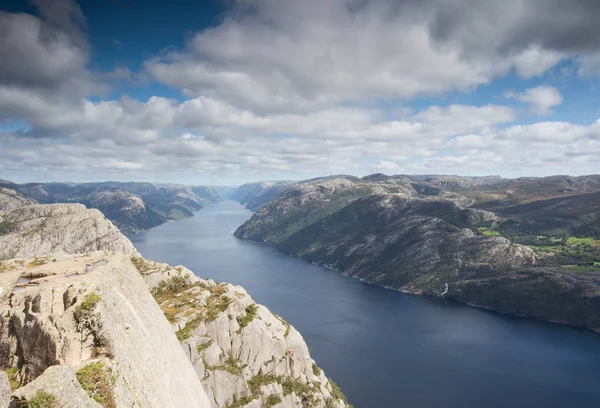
[0,196,349,407]
[231,181,294,211]
[235,174,600,331]
[0,181,223,235]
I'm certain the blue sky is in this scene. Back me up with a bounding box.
[1,0,600,184]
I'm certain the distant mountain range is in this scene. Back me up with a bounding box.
[0,180,223,235]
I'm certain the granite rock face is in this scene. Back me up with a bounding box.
[0,204,135,259]
[138,257,351,408]
[1,252,211,408]
[0,201,349,407]
[12,365,102,408]
[0,188,35,214]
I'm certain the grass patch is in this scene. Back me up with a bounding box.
[237,304,259,332]
[475,227,501,237]
[196,340,214,353]
[151,276,190,303]
[328,378,350,405]
[206,354,247,376]
[5,366,21,390]
[74,292,101,322]
[248,373,280,395]
[27,257,47,268]
[566,236,600,246]
[130,256,155,275]
[76,361,116,408]
[265,394,282,407]
[273,314,291,337]
[225,394,255,408]
[27,390,57,408]
[312,363,322,377]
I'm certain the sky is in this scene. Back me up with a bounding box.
[1,0,600,185]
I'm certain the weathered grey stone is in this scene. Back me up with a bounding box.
[0,204,135,259]
[141,259,350,408]
[5,253,211,408]
[0,371,10,408]
[11,365,100,408]
[0,188,35,214]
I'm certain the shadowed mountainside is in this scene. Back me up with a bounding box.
[235,174,600,331]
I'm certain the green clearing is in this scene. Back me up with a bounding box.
[566,236,600,246]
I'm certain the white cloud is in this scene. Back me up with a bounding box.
[3,0,600,183]
[505,86,563,115]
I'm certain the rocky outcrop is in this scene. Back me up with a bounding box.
[12,365,101,408]
[0,201,349,407]
[0,204,135,260]
[0,188,35,213]
[136,257,351,408]
[1,252,211,407]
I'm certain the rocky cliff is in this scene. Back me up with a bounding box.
[0,201,350,407]
[235,176,600,331]
[0,204,135,260]
[137,257,350,408]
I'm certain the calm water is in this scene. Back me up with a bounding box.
[131,201,600,408]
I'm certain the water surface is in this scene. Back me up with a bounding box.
[132,201,600,408]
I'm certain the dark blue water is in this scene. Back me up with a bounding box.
[131,201,600,408]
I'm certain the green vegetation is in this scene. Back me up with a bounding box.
[265,394,282,407]
[205,354,247,376]
[474,227,501,237]
[151,276,189,302]
[74,292,101,323]
[152,276,233,342]
[130,256,155,275]
[27,390,57,408]
[196,340,214,353]
[27,257,47,268]
[329,379,350,405]
[76,361,116,408]
[225,394,254,408]
[519,234,600,267]
[273,314,291,337]
[312,363,322,377]
[566,236,600,246]
[236,304,259,332]
[5,366,21,390]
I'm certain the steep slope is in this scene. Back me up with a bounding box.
[232,181,295,211]
[0,202,350,407]
[1,252,211,407]
[235,176,600,331]
[137,257,350,408]
[235,176,417,242]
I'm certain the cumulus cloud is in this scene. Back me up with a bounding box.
[2,0,600,182]
[145,0,600,115]
[505,86,563,115]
